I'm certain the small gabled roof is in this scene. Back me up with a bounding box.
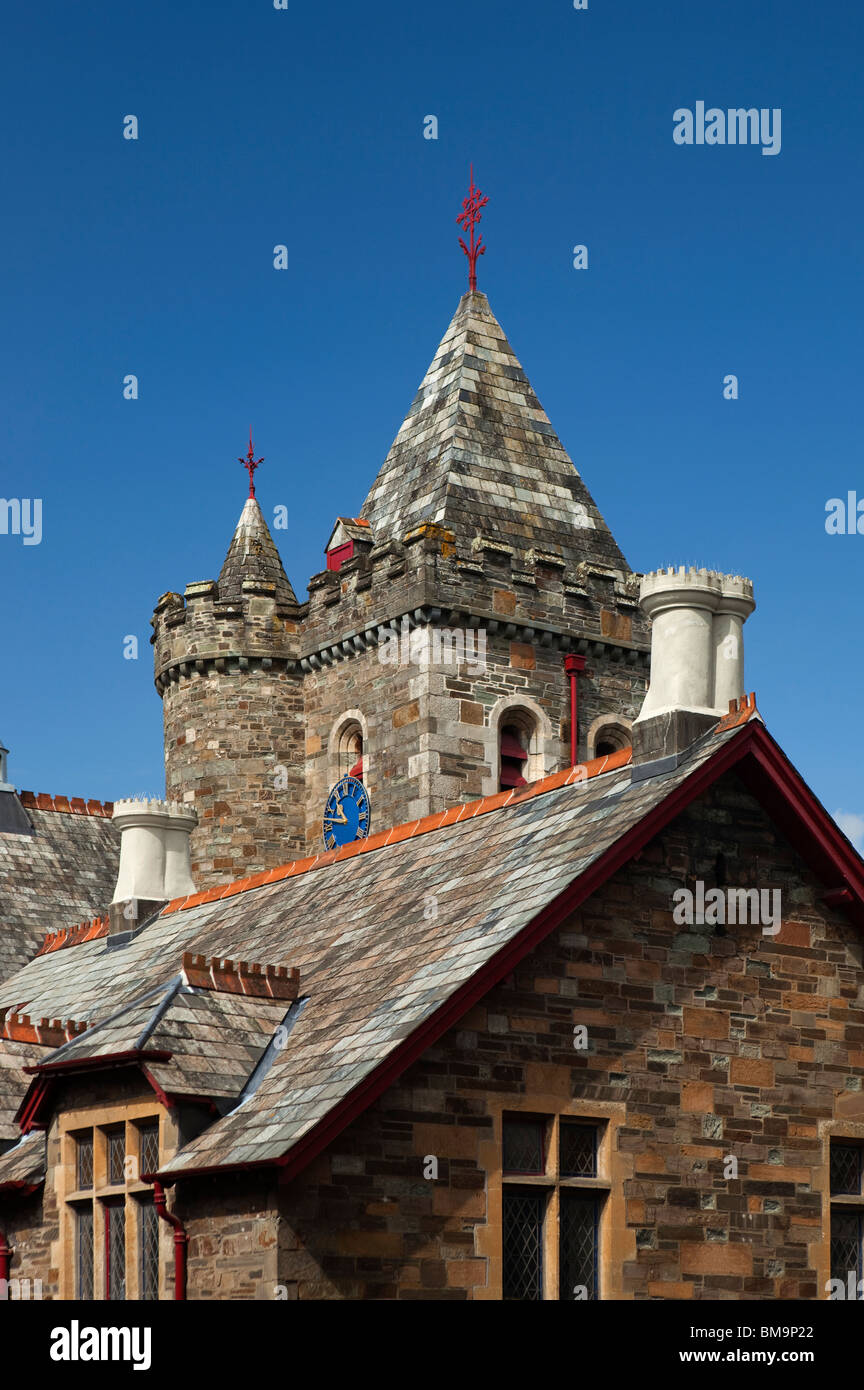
[359,291,630,571]
[20,976,290,1118]
[217,496,297,605]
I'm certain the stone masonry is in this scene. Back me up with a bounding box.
[152,293,651,884]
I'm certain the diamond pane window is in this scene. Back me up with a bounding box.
[76,1133,93,1191]
[830,1144,862,1196]
[831,1210,862,1288]
[503,1189,544,1300]
[503,1118,545,1175]
[560,1192,599,1300]
[76,1207,94,1300]
[108,1129,126,1186]
[560,1123,597,1178]
[139,1123,159,1177]
[139,1200,159,1301]
[105,1202,126,1301]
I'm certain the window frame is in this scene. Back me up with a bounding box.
[500,1111,611,1301]
[59,1105,167,1301]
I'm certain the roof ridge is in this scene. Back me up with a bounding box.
[18,792,114,817]
[160,745,635,918]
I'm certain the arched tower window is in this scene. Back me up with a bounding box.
[338,723,364,780]
[586,716,632,761]
[499,723,529,791]
[329,711,370,788]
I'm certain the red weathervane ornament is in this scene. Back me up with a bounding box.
[239,429,263,499]
[457,164,488,294]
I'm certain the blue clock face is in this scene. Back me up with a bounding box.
[323,776,370,849]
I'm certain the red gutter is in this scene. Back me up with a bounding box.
[153,1182,187,1301]
[564,654,586,765]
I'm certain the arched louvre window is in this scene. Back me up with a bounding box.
[339,723,363,780]
[500,724,528,791]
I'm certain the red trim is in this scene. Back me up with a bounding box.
[0,1231,9,1288]
[16,1053,174,1133]
[156,720,864,1186]
[326,541,354,573]
[152,1181,186,1300]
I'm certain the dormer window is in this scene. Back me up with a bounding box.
[500,725,528,791]
[324,518,372,573]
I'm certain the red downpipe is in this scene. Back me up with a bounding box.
[153,1181,187,1301]
[0,1230,10,1294]
[564,654,586,765]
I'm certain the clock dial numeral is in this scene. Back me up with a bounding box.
[325,832,336,849]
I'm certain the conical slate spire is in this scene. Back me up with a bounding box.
[217,497,297,604]
[360,291,630,572]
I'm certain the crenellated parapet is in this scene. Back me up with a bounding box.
[301,521,651,673]
[151,578,302,695]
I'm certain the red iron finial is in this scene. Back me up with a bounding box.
[239,428,263,499]
[456,163,488,294]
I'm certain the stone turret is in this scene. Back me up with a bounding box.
[151,496,305,885]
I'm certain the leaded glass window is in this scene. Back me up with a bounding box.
[139,1200,159,1301]
[76,1206,94,1300]
[105,1202,126,1300]
[503,1189,544,1300]
[831,1144,862,1196]
[831,1210,862,1288]
[560,1123,597,1178]
[108,1129,125,1186]
[139,1123,159,1177]
[76,1133,93,1190]
[560,1191,599,1300]
[502,1117,545,1175]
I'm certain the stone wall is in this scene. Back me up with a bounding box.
[3,773,861,1300]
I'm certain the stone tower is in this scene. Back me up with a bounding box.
[151,496,305,884]
[153,289,651,886]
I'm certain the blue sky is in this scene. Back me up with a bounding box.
[1,0,861,844]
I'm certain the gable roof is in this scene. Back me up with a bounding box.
[359,291,630,572]
[1,715,862,1182]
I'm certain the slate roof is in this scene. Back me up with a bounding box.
[0,1129,45,1191]
[217,496,298,605]
[360,291,630,572]
[38,977,289,1104]
[0,802,119,984]
[0,719,774,1174]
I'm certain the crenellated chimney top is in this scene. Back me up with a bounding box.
[632,567,756,769]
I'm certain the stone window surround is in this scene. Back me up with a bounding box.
[475,1094,630,1300]
[57,1099,171,1301]
[481,694,556,798]
[819,1119,864,1299]
[586,713,633,761]
[328,709,370,786]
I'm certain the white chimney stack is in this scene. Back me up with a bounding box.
[110,800,197,931]
[633,567,755,765]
